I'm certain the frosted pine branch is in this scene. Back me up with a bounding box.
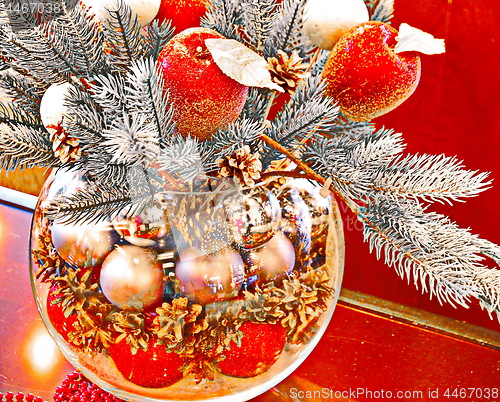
[125,58,174,143]
[200,118,263,170]
[241,0,277,53]
[101,0,147,72]
[264,0,313,58]
[358,196,483,308]
[157,137,206,182]
[201,0,241,41]
[0,122,57,169]
[101,112,159,165]
[371,154,492,204]
[143,20,174,60]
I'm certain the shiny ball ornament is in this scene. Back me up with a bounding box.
[278,185,313,266]
[280,178,330,238]
[223,186,281,249]
[100,245,165,309]
[322,21,421,121]
[39,82,73,136]
[51,220,115,267]
[82,0,161,27]
[303,0,369,50]
[247,232,296,284]
[175,248,245,305]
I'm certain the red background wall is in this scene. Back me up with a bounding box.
[342,0,500,330]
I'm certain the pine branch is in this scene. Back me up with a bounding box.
[102,0,147,73]
[143,19,174,60]
[0,121,57,169]
[157,136,206,182]
[1,0,107,81]
[125,58,174,144]
[264,0,313,58]
[364,0,394,23]
[199,118,263,170]
[0,68,45,114]
[201,0,242,41]
[100,111,159,165]
[241,0,277,53]
[0,101,44,129]
[261,75,339,166]
[240,87,271,121]
[371,154,492,204]
[44,179,156,224]
[358,196,483,308]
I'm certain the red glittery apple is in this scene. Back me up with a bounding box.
[108,337,184,388]
[154,0,210,34]
[322,21,421,121]
[218,321,286,378]
[157,27,249,140]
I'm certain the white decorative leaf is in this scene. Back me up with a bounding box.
[205,38,284,92]
[394,23,446,55]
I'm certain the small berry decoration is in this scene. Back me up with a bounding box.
[0,392,44,402]
[53,371,124,402]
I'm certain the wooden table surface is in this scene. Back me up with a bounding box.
[0,199,498,401]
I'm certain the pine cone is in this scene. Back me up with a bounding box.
[49,119,81,163]
[268,50,310,94]
[216,145,262,187]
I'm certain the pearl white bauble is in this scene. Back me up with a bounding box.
[248,232,296,283]
[303,0,369,50]
[100,245,165,309]
[175,248,245,305]
[82,0,161,27]
[39,82,73,136]
[51,220,115,267]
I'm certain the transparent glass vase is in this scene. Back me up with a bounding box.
[30,168,344,401]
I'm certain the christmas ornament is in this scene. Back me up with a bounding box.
[247,231,296,284]
[51,220,116,267]
[39,82,81,163]
[108,337,184,388]
[100,245,165,309]
[222,186,281,249]
[175,247,245,304]
[39,82,71,135]
[157,27,249,140]
[277,183,313,265]
[154,0,210,34]
[302,0,369,50]
[279,179,330,238]
[322,21,444,121]
[218,321,287,378]
[83,0,161,27]
[54,371,124,402]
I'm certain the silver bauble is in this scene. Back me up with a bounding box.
[175,248,245,305]
[279,178,330,238]
[223,187,281,249]
[100,245,165,309]
[247,232,296,284]
[278,185,313,266]
[51,220,115,267]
